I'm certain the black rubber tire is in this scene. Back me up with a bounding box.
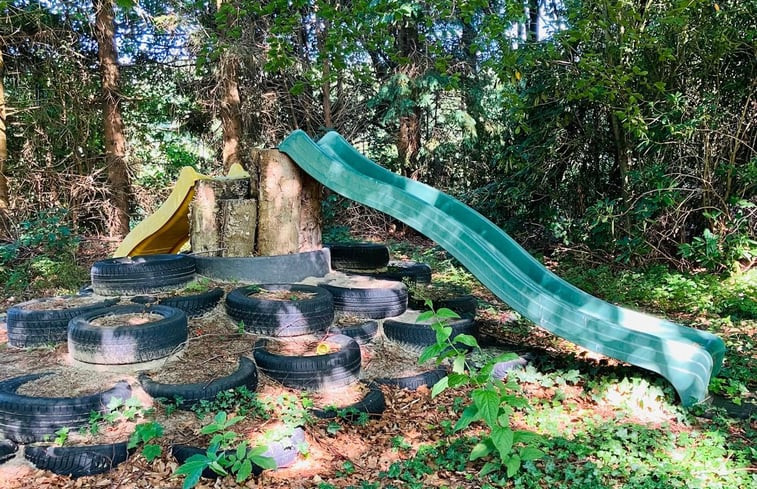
[311,381,386,421]
[68,305,188,365]
[408,293,477,318]
[375,367,448,390]
[130,295,158,305]
[91,254,195,296]
[0,373,131,443]
[194,250,331,283]
[139,357,258,409]
[253,334,361,390]
[171,426,305,478]
[370,261,432,284]
[320,281,407,319]
[25,442,129,477]
[225,284,334,337]
[332,319,379,344]
[0,439,17,464]
[383,314,477,349]
[5,296,119,348]
[159,287,224,317]
[325,243,390,272]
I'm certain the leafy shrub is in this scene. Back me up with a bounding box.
[0,208,86,294]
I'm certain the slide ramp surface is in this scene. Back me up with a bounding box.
[279,130,725,405]
[114,164,249,257]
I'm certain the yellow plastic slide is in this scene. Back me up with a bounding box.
[114,164,249,257]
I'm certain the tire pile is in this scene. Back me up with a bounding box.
[0,244,485,479]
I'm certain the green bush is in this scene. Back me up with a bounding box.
[0,208,87,295]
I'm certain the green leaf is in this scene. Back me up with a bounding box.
[106,397,123,411]
[208,460,228,476]
[513,431,541,444]
[141,444,162,462]
[469,441,493,461]
[435,325,452,344]
[181,466,204,489]
[236,459,253,482]
[454,404,480,431]
[490,427,514,461]
[436,308,460,319]
[502,394,529,409]
[453,334,479,348]
[236,441,247,460]
[327,421,341,434]
[505,455,521,477]
[416,310,434,322]
[520,447,544,461]
[250,454,277,470]
[448,373,469,388]
[479,461,500,477]
[452,354,466,374]
[431,376,449,398]
[127,431,140,450]
[174,454,210,476]
[472,389,500,428]
[247,445,268,457]
[419,343,445,364]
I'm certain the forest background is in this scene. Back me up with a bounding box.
[0,0,754,293]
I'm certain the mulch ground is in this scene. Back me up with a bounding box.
[0,281,509,489]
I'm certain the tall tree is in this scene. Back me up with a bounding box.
[93,0,130,238]
[215,1,244,171]
[0,48,8,212]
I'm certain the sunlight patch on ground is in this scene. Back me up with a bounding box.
[595,377,678,424]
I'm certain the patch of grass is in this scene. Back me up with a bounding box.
[555,261,757,320]
[192,386,270,420]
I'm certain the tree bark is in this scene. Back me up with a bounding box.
[317,15,333,129]
[190,178,256,257]
[256,149,302,255]
[397,110,421,175]
[93,0,131,238]
[396,23,422,176]
[220,53,243,172]
[0,48,9,212]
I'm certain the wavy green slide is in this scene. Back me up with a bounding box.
[279,130,725,405]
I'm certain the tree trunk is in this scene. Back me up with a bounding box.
[527,0,539,41]
[461,19,486,142]
[93,0,130,238]
[220,53,243,172]
[396,23,422,177]
[0,48,9,212]
[190,178,256,257]
[298,170,322,252]
[256,149,303,255]
[397,110,421,176]
[317,15,333,129]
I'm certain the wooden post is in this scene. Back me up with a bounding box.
[256,149,302,255]
[189,178,255,256]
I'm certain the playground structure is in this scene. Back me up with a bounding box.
[112,130,725,406]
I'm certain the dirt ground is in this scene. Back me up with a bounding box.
[0,275,530,489]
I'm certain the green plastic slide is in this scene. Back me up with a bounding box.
[279,130,725,405]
